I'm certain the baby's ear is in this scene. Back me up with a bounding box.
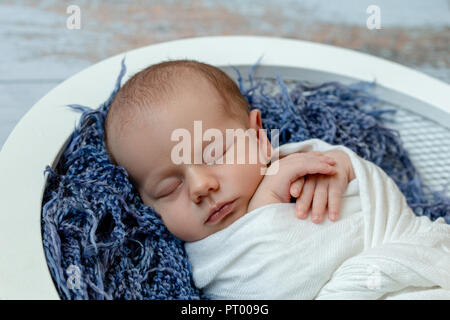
[248,109,262,130]
[248,109,273,163]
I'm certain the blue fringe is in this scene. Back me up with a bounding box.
[42,56,450,300]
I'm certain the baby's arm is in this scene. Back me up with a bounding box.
[247,152,337,212]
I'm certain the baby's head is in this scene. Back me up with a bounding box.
[105,60,272,242]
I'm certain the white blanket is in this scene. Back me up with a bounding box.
[185,139,450,300]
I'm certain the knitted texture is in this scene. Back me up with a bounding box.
[42,57,450,300]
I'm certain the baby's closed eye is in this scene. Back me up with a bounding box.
[156,179,182,198]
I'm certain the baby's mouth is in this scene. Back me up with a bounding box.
[205,199,236,224]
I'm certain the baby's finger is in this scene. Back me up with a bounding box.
[308,151,324,157]
[290,178,305,198]
[308,152,336,166]
[296,176,316,219]
[293,159,336,179]
[311,178,329,224]
[327,183,342,221]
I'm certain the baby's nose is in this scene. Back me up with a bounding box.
[187,166,220,203]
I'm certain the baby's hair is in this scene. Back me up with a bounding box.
[105,59,250,165]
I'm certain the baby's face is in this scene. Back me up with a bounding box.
[110,76,271,242]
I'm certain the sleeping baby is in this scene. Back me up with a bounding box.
[105,60,450,299]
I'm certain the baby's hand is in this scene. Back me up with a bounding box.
[289,149,356,223]
[248,152,337,213]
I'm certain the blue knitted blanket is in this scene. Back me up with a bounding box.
[42,58,450,300]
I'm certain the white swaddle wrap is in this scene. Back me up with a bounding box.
[185,139,450,299]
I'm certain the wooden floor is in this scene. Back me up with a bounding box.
[1,0,449,149]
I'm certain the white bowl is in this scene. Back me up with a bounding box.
[0,35,449,299]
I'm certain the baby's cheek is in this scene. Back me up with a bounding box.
[139,192,153,207]
[246,164,266,194]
